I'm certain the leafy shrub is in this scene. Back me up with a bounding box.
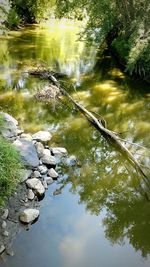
[7,8,20,28]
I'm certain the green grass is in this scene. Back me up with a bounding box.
[0,116,23,206]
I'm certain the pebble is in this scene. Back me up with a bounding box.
[1,209,9,220]
[44,176,53,185]
[0,245,5,254]
[3,230,9,237]
[48,168,58,179]
[1,221,7,229]
[33,170,41,178]
[6,247,15,256]
[37,165,48,174]
[27,189,35,200]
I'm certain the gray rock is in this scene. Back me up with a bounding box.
[20,133,32,141]
[0,245,5,254]
[42,149,51,157]
[35,142,44,157]
[66,155,77,166]
[26,178,45,195]
[42,180,48,189]
[6,247,14,256]
[1,221,7,229]
[27,189,35,200]
[13,139,39,168]
[37,165,48,174]
[44,176,53,185]
[20,169,32,183]
[1,209,9,220]
[33,170,41,178]
[3,230,9,237]
[48,168,58,179]
[51,147,67,157]
[41,155,56,166]
[32,131,52,142]
[0,112,19,138]
[19,209,39,223]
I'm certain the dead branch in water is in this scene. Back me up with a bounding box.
[29,69,150,186]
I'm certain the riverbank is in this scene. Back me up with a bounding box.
[0,112,75,257]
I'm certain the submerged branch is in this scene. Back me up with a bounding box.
[29,69,150,186]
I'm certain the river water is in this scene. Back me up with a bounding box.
[0,20,150,267]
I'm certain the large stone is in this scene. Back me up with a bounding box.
[35,142,44,157]
[32,131,52,142]
[51,147,67,157]
[20,133,32,141]
[19,209,39,223]
[13,139,39,168]
[41,149,51,158]
[48,168,58,179]
[41,155,56,166]
[0,112,19,138]
[26,178,45,195]
[37,165,48,174]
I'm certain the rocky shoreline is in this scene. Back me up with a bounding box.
[0,112,75,258]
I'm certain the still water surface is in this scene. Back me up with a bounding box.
[0,20,150,267]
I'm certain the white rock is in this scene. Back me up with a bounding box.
[37,165,48,174]
[43,149,51,156]
[26,178,45,195]
[19,209,39,223]
[1,209,9,220]
[27,189,35,200]
[3,230,9,237]
[44,176,53,185]
[48,168,58,178]
[32,131,52,142]
[1,221,7,229]
[35,142,44,157]
[51,147,67,157]
[20,133,32,141]
[41,155,56,166]
[33,170,41,178]
[0,245,5,254]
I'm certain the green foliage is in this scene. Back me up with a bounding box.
[7,8,20,28]
[11,0,56,23]
[56,0,150,81]
[0,115,22,206]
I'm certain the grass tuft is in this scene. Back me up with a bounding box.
[0,115,23,206]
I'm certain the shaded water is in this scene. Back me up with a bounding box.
[0,20,150,267]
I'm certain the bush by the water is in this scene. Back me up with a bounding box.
[0,136,22,206]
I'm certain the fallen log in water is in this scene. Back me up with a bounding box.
[29,69,150,188]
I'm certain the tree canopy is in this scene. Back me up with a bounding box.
[56,0,150,82]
